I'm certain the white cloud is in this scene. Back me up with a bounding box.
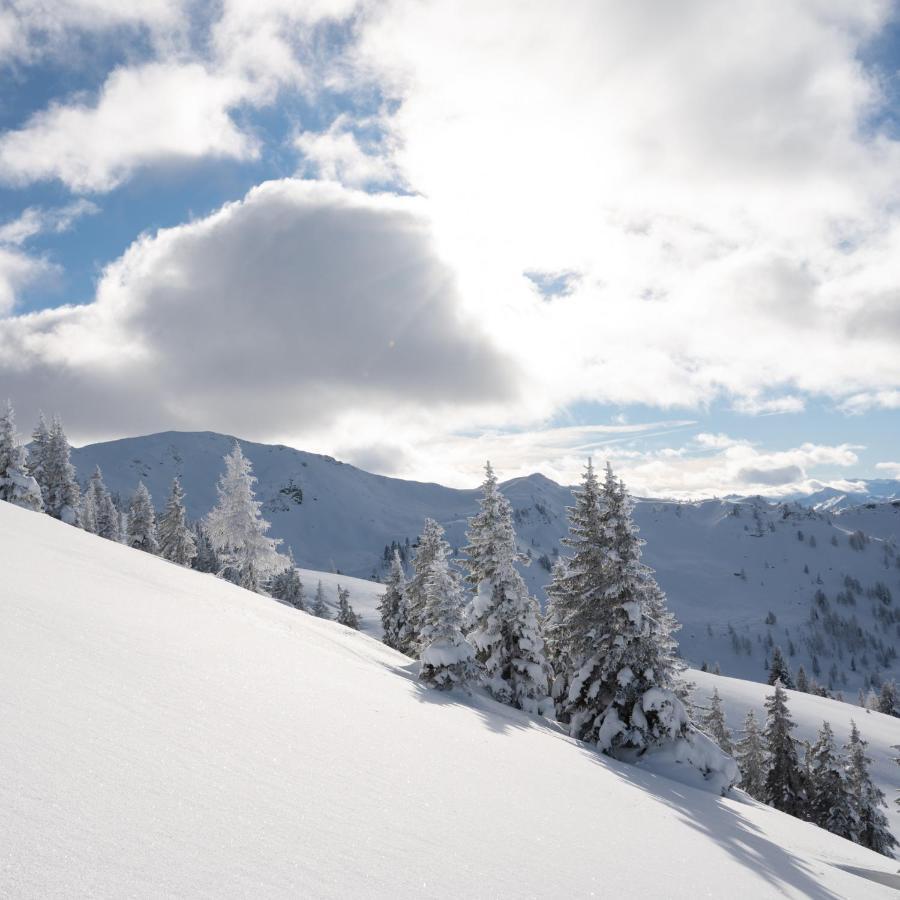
[0,179,516,441]
[838,390,900,413]
[0,200,99,246]
[0,247,51,315]
[875,461,900,478]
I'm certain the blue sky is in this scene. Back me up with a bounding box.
[1,1,899,494]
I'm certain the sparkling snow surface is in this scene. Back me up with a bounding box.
[2,502,899,898]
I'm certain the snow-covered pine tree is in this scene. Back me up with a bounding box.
[269,553,305,610]
[701,688,733,755]
[378,550,409,651]
[83,467,119,541]
[336,585,360,629]
[41,417,80,524]
[191,521,220,573]
[878,680,898,717]
[767,646,793,688]
[463,461,553,715]
[27,412,50,494]
[205,442,284,580]
[795,666,809,693]
[845,721,898,857]
[126,482,159,554]
[806,721,855,839]
[312,580,330,618]
[546,461,686,755]
[734,709,766,800]
[418,535,478,691]
[158,478,197,566]
[404,518,448,653]
[0,401,43,511]
[763,682,804,816]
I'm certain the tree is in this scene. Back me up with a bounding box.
[40,417,80,524]
[126,482,159,554]
[404,518,449,652]
[795,665,809,693]
[877,680,898,718]
[845,721,897,856]
[734,709,766,800]
[806,721,855,839]
[269,554,305,609]
[336,584,360,629]
[82,467,120,541]
[191,521,220,573]
[378,550,409,651]
[205,443,284,580]
[767,646,793,689]
[158,478,197,566]
[27,413,50,495]
[763,682,804,816]
[418,535,478,691]
[701,688,733,755]
[546,461,685,754]
[312,580,330,619]
[0,401,43,511]
[463,462,553,715]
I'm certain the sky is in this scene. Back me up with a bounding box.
[1,0,899,496]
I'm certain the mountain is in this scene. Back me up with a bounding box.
[3,500,899,897]
[785,480,900,512]
[71,431,900,696]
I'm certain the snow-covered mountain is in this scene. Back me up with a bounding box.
[785,479,900,512]
[4,501,899,897]
[71,431,900,695]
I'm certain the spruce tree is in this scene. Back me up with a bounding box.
[191,521,220,573]
[27,413,50,495]
[845,722,897,856]
[701,688,733,755]
[878,680,898,717]
[404,518,449,652]
[126,482,159,554]
[158,478,197,566]
[41,417,80,524]
[0,401,43,511]
[83,467,119,541]
[336,584,360,629]
[807,721,854,839]
[205,442,284,579]
[269,554,305,609]
[464,462,553,715]
[312,580,330,619]
[734,709,766,800]
[763,682,804,816]
[767,646,793,688]
[378,550,409,651]
[795,666,809,693]
[546,461,684,753]
[418,534,478,691]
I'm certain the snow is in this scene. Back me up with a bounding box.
[3,501,900,897]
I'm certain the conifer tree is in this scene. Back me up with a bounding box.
[845,722,897,856]
[807,721,854,839]
[464,462,553,715]
[191,521,220,573]
[878,680,898,717]
[312,580,330,619]
[83,467,119,540]
[205,442,284,579]
[701,688,733,755]
[418,535,478,691]
[404,518,449,651]
[269,553,305,609]
[795,666,809,693]
[126,482,158,554]
[336,584,360,629]
[158,478,197,566]
[41,417,80,524]
[767,646,793,688]
[239,561,261,593]
[734,709,766,800]
[27,413,50,493]
[0,401,43,511]
[378,550,409,651]
[763,682,804,816]
[546,461,684,753]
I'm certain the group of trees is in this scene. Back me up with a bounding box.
[379,460,694,762]
[0,401,360,626]
[701,682,897,857]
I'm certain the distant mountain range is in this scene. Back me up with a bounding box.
[71,431,900,694]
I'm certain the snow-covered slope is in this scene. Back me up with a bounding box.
[71,432,900,694]
[3,501,899,898]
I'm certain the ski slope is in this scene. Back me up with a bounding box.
[3,502,899,898]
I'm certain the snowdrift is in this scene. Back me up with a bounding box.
[2,502,899,898]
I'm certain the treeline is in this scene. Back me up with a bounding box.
[699,683,897,857]
[0,401,359,624]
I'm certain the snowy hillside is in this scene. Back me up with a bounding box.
[3,501,899,898]
[72,432,900,694]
